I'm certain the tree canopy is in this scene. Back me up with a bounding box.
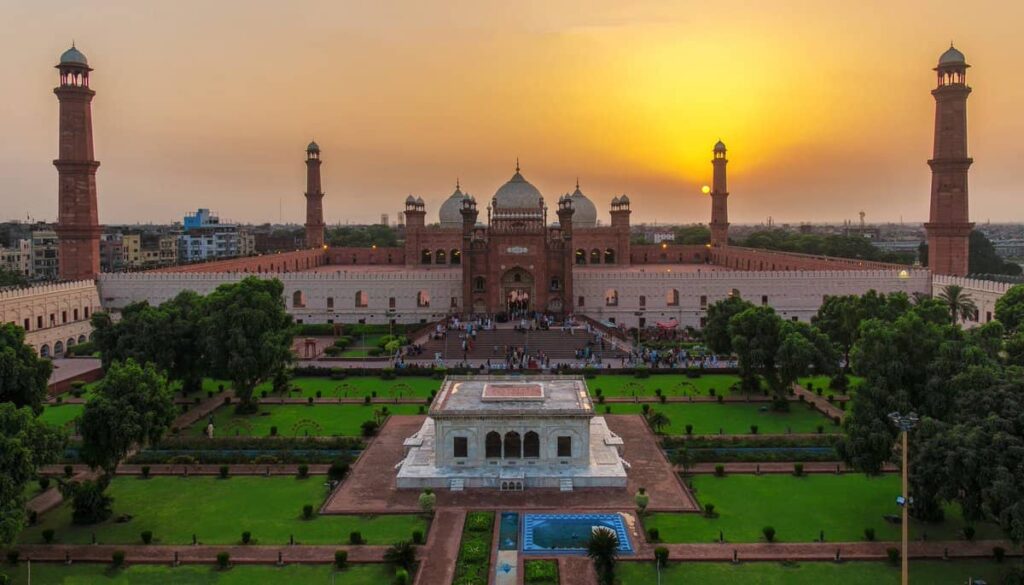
[995,284,1024,333]
[326,225,399,248]
[673,225,710,245]
[79,359,176,475]
[201,277,294,411]
[740,230,914,264]
[0,403,65,544]
[0,323,53,412]
[703,296,755,355]
[812,290,911,370]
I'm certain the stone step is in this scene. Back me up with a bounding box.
[450,478,464,492]
[559,478,574,492]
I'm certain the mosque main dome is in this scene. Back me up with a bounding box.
[493,168,543,209]
[438,183,469,227]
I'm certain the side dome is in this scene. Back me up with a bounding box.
[569,185,597,228]
[939,45,966,65]
[438,183,469,227]
[60,45,88,66]
[494,169,543,209]
[713,140,727,153]
[306,140,320,152]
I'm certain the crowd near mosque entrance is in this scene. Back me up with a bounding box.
[502,268,534,318]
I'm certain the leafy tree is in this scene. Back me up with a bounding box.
[646,411,671,434]
[703,296,755,355]
[674,225,710,245]
[326,225,399,248]
[0,403,65,544]
[812,291,911,372]
[587,527,619,585]
[0,323,53,412]
[79,360,176,475]
[938,284,978,325]
[90,290,206,393]
[61,477,113,525]
[201,277,293,412]
[728,307,835,406]
[969,230,1023,276]
[741,230,913,264]
[995,285,1024,333]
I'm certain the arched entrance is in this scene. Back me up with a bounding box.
[502,267,534,318]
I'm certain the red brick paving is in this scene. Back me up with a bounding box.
[322,415,698,514]
[413,508,465,585]
[559,556,598,585]
[792,383,846,420]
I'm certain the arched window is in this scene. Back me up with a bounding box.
[485,432,502,458]
[67,338,75,348]
[550,277,561,291]
[417,290,431,308]
[77,335,86,343]
[666,289,679,306]
[54,341,64,356]
[435,249,446,264]
[421,249,432,264]
[355,291,368,308]
[40,344,50,358]
[605,289,618,307]
[604,248,616,264]
[575,249,586,265]
[524,431,540,458]
[327,297,335,309]
[590,249,601,264]
[504,432,522,458]
[450,249,460,265]
[292,291,306,308]
[473,277,486,292]
[639,295,646,308]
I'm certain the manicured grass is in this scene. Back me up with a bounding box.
[192,404,425,437]
[524,559,559,584]
[646,474,1003,543]
[0,563,394,584]
[589,374,742,398]
[605,403,836,435]
[18,476,426,546]
[254,376,440,399]
[39,403,84,429]
[617,560,1007,585]
[451,511,494,585]
[798,375,864,400]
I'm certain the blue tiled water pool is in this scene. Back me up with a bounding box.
[498,512,519,550]
[522,513,633,554]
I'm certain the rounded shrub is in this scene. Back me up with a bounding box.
[762,526,776,542]
[994,546,1006,562]
[864,527,876,541]
[412,530,424,544]
[394,568,409,585]
[63,465,73,478]
[886,547,900,565]
[140,466,151,479]
[334,550,348,568]
[714,465,725,477]
[646,527,660,542]
[219,466,229,479]
[111,550,126,568]
[749,425,759,435]
[349,531,364,545]
[298,464,309,479]
[216,552,230,569]
[704,503,717,518]
[241,531,252,544]
[654,546,669,567]
[38,477,50,491]
[793,463,804,477]
[42,528,55,544]
[141,530,153,544]
[270,426,278,437]
[685,424,693,435]
[963,525,976,541]
[6,550,19,565]
[303,504,314,520]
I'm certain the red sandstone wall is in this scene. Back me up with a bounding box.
[630,244,709,264]
[326,247,406,265]
[709,246,905,271]
[153,249,327,274]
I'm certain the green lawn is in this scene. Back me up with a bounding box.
[798,375,864,400]
[0,563,394,585]
[192,405,425,437]
[618,560,1007,585]
[646,474,1004,543]
[589,374,742,398]
[605,403,836,435]
[254,376,440,399]
[39,404,84,429]
[18,476,426,546]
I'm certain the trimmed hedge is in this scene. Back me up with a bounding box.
[452,512,494,585]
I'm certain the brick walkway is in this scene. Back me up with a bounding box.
[413,509,464,585]
[559,556,598,585]
[14,543,392,564]
[792,383,846,420]
[173,391,235,430]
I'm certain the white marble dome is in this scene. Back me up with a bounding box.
[569,185,597,228]
[493,169,543,209]
[439,184,469,227]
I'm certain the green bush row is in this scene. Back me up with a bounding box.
[452,512,494,585]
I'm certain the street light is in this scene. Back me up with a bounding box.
[889,410,919,585]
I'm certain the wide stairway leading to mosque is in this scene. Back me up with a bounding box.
[417,326,630,362]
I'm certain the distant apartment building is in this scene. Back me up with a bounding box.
[178,208,251,263]
[122,233,142,267]
[99,233,125,273]
[30,230,59,280]
[0,239,32,278]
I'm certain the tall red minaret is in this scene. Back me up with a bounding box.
[709,140,730,247]
[304,141,325,249]
[925,45,973,276]
[54,45,101,281]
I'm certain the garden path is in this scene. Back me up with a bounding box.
[413,508,464,585]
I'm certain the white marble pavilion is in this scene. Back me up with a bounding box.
[396,375,628,491]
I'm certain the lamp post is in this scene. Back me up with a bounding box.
[889,410,919,585]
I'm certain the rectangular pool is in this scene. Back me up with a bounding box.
[522,513,633,554]
[498,512,519,550]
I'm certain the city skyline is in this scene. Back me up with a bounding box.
[2,1,1023,226]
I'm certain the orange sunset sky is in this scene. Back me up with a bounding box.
[1,0,1022,226]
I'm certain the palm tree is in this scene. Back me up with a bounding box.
[384,540,416,572]
[646,411,671,434]
[938,284,977,324]
[587,527,619,585]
